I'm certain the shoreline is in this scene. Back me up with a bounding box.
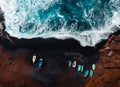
[1,29,120,56]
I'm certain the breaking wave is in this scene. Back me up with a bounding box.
[0,0,120,46]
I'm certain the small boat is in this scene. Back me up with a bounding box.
[80,65,84,72]
[68,61,72,67]
[84,70,89,77]
[92,64,96,70]
[72,61,77,68]
[38,58,43,67]
[90,70,94,77]
[32,55,36,63]
[77,65,81,72]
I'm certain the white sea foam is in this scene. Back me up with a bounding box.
[0,0,120,46]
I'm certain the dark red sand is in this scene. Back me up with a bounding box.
[86,35,120,87]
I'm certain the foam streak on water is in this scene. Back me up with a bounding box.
[0,0,120,46]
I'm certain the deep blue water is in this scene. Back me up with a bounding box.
[0,0,120,46]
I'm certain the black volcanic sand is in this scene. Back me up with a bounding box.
[0,30,120,87]
[0,37,99,87]
[1,29,120,87]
